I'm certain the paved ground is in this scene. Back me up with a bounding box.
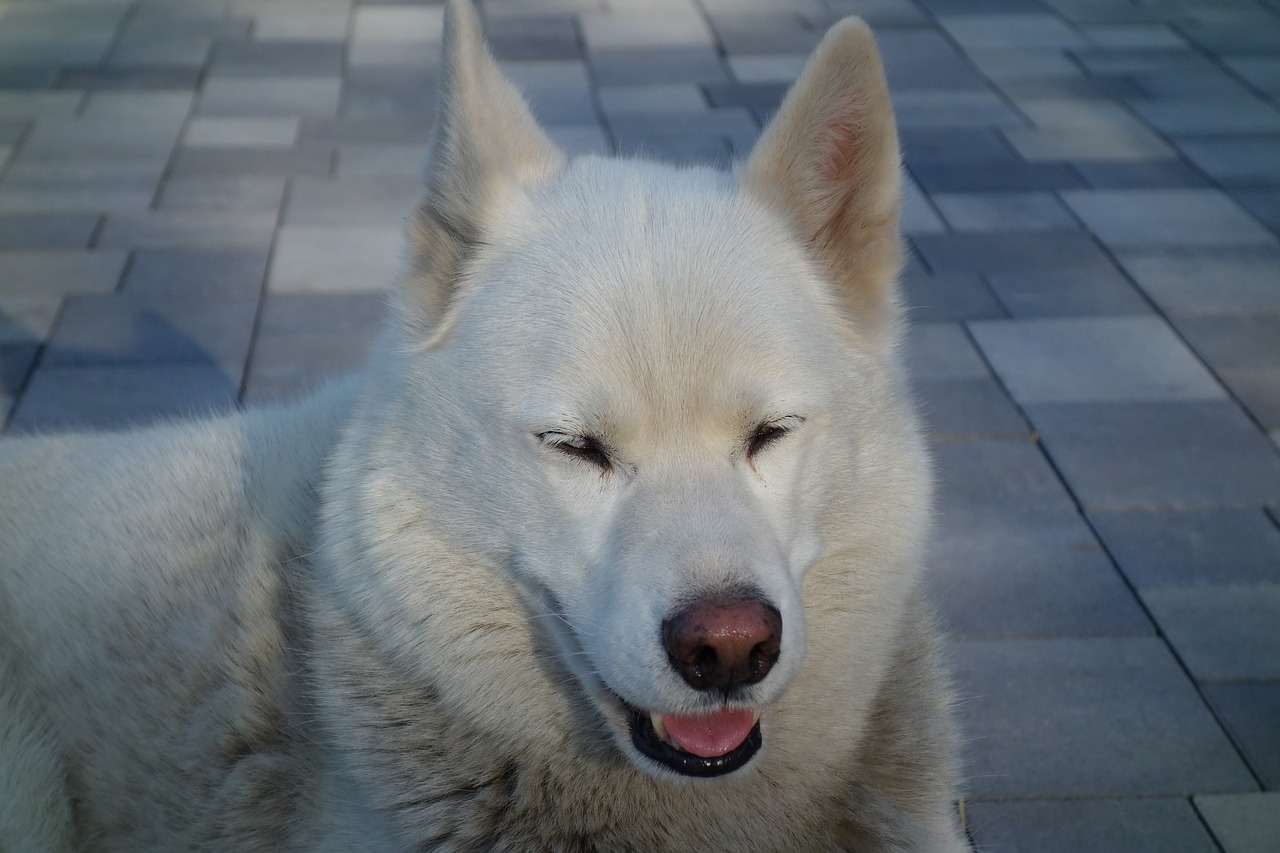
[2,0,1279,849]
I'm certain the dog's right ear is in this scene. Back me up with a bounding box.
[740,19,902,350]
[401,0,564,339]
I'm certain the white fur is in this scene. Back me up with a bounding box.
[0,3,965,850]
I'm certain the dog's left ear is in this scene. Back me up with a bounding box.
[740,19,902,348]
[403,0,565,338]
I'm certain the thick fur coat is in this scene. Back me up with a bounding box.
[0,3,966,850]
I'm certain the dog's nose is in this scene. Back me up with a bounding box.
[662,596,782,691]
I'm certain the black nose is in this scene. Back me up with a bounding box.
[662,595,782,691]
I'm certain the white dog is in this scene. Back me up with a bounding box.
[0,2,966,849]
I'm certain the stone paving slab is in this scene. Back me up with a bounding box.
[2,1,1280,850]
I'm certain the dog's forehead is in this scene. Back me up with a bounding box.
[456,160,848,428]
[481,158,835,346]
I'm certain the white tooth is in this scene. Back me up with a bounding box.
[752,710,761,725]
[650,711,669,743]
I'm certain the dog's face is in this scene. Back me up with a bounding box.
[361,1,914,781]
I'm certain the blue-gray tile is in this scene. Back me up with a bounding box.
[954,636,1257,798]
[1142,584,1280,682]
[931,439,1078,514]
[984,270,1152,318]
[8,363,239,434]
[1091,508,1280,588]
[911,232,1116,275]
[927,510,1152,638]
[1202,684,1280,789]
[966,798,1219,853]
[969,316,1225,403]
[1027,401,1280,508]
[1195,793,1280,853]
[915,377,1030,440]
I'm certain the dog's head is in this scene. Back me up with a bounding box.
[339,0,925,782]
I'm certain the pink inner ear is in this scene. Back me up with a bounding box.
[814,91,869,187]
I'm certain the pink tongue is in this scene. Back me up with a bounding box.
[662,709,756,758]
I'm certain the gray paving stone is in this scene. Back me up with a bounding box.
[932,192,1077,232]
[300,116,433,145]
[1181,22,1280,55]
[0,175,156,213]
[953,636,1257,798]
[910,232,1115,275]
[1128,97,1280,135]
[0,294,59,345]
[900,128,1020,166]
[891,90,1024,128]
[96,210,277,249]
[966,797,1219,853]
[1195,793,1280,853]
[1070,48,1213,75]
[333,144,425,177]
[706,12,822,55]
[1118,247,1280,315]
[969,316,1225,403]
[268,225,404,293]
[1074,160,1212,189]
[156,175,288,212]
[197,77,342,117]
[185,117,300,148]
[283,177,420,226]
[1027,401,1280,508]
[0,213,99,249]
[208,39,345,76]
[122,248,268,302]
[108,37,213,68]
[909,162,1087,193]
[938,13,1089,48]
[0,92,82,118]
[341,66,441,120]
[1220,369,1280,429]
[700,81,788,110]
[1226,56,1280,98]
[1202,683,1280,789]
[55,65,201,90]
[0,250,128,297]
[168,146,334,178]
[927,510,1152,638]
[598,84,707,115]
[1142,584,1280,682]
[820,0,929,26]
[351,5,444,44]
[874,29,989,91]
[1132,69,1261,101]
[915,377,1030,440]
[0,342,37,402]
[901,272,1007,322]
[1231,190,1280,234]
[904,322,992,381]
[1177,139,1280,187]
[1175,314,1280,372]
[1063,189,1277,248]
[581,9,714,51]
[931,439,1078,515]
[588,46,727,86]
[20,115,183,159]
[1090,508,1280,588]
[8,363,238,434]
[984,270,1152,317]
[243,292,387,400]
[995,74,1148,100]
[486,15,583,61]
[45,292,257,372]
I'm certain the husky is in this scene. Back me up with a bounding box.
[0,2,966,850]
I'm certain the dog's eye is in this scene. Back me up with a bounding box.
[746,418,801,460]
[539,432,611,471]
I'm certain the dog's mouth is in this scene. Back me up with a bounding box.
[624,702,763,778]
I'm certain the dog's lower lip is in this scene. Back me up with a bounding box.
[625,704,762,778]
